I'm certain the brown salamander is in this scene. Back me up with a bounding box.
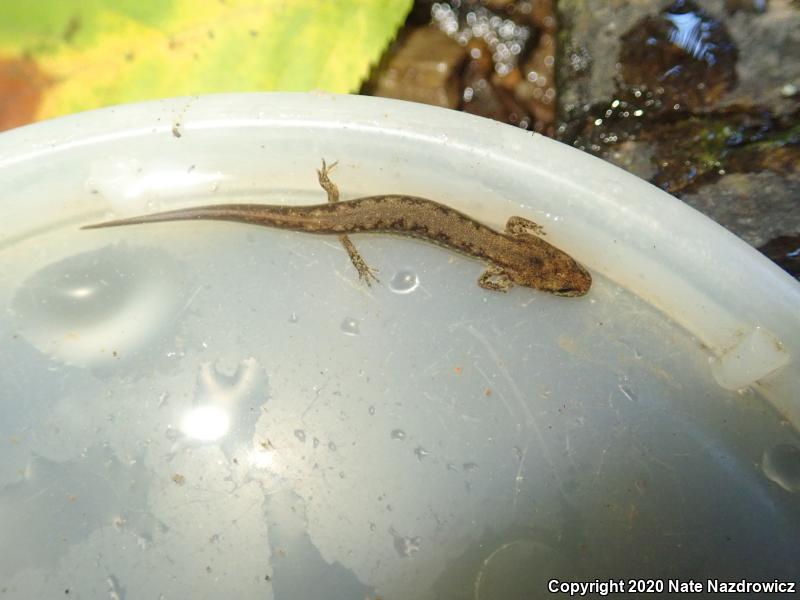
[83,161,591,296]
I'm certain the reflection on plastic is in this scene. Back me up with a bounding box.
[86,156,223,214]
[709,325,790,390]
[165,357,270,460]
[664,10,714,63]
[180,405,230,442]
[762,444,800,493]
[249,449,276,469]
[10,244,182,369]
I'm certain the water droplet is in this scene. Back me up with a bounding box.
[294,429,306,443]
[328,440,337,451]
[313,437,320,449]
[388,270,420,294]
[288,312,299,323]
[368,405,376,415]
[390,429,406,440]
[762,444,800,493]
[340,317,360,336]
[463,462,479,472]
[369,522,376,532]
[414,446,430,461]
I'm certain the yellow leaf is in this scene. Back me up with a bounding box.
[0,0,412,129]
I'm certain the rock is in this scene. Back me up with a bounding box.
[368,26,466,109]
[556,0,800,278]
[680,172,800,247]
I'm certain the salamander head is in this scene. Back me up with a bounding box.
[543,260,592,296]
[510,244,592,296]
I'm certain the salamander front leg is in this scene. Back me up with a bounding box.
[505,215,546,237]
[478,265,514,292]
[316,160,380,286]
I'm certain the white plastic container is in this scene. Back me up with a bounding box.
[1,93,798,599]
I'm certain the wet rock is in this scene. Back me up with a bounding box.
[724,0,768,13]
[461,40,532,127]
[368,26,466,109]
[639,109,800,192]
[603,139,659,181]
[618,0,738,111]
[721,0,800,113]
[428,0,560,132]
[367,1,560,133]
[559,0,741,151]
[557,0,658,117]
[430,0,533,76]
[757,233,800,279]
[558,0,800,115]
[680,172,800,247]
[515,0,558,134]
[557,0,800,259]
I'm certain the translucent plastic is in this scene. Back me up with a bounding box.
[0,93,798,598]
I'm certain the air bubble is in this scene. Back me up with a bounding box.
[340,317,360,336]
[389,270,420,294]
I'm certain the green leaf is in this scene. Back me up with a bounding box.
[0,0,411,127]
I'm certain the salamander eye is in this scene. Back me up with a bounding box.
[555,287,578,296]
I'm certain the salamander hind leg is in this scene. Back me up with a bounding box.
[339,235,380,286]
[316,159,380,286]
[478,265,514,292]
[505,215,546,237]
